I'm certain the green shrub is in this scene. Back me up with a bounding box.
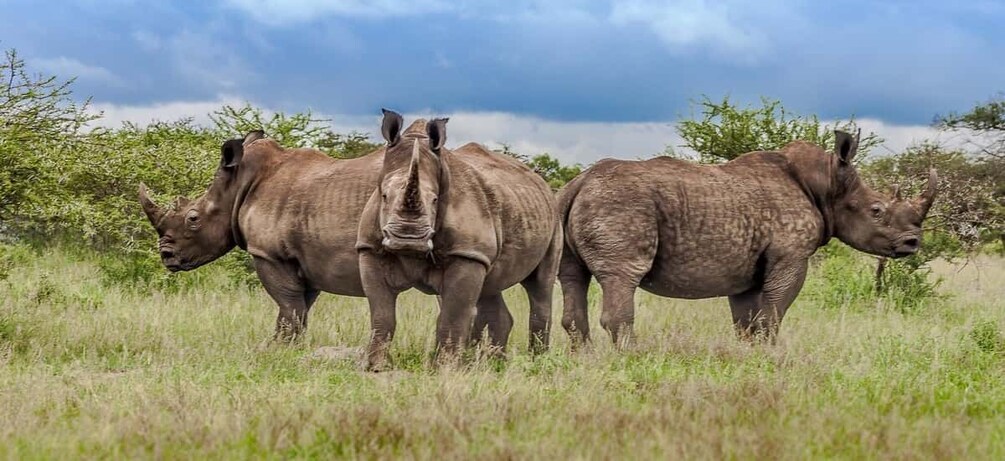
[968,321,1003,354]
[807,240,945,313]
[876,255,944,313]
[805,242,876,309]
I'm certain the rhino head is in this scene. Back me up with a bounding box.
[375,109,448,254]
[813,130,938,258]
[138,130,264,271]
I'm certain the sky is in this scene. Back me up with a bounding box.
[2,0,1003,164]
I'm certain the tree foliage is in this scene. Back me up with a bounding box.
[525,154,582,190]
[937,94,1005,158]
[0,49,98,226]
[495,144,582,190]
[673,95,882,163]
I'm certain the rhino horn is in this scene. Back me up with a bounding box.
[892,184,902,201]
[918,168,938,217]
[403,139,422,211]
[138,183,164,227]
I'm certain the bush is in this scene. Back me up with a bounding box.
[807,240,945,314]
[805,242,876,309]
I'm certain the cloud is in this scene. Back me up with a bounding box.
[89,99,967,165]
[88,95,248,128]
[223,0,451,25]
[852,118,972,156]
[609,0,775,61]
[166,30,255,91]
[29,57,124,86]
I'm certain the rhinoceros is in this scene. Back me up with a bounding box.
[355,110,562,370]
[557,131,937,345]
[139,131,384,340]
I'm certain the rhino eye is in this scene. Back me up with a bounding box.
[185,211,200,227]
[870,204,884,217]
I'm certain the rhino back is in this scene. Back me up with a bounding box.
[239,144,383,296]
[444,143,558,291]
[568,155,821,299]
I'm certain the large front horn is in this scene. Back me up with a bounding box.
[138,183,164,227]
[918,168,938,217]
[403,139,422,211]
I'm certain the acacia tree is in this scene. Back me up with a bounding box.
[936,95,1005,249]
[0,48,98,229]
[494,144,582,190]
[672,95,881,162]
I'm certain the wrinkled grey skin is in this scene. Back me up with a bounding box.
[356,110,562,370]
[139,131,383,341]
[558,131,938,345]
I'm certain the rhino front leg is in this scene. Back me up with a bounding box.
[253,257,314,342]
[735,258,808,342]
[435,258,487,367]
[728,289,762,340]
[359,252,400,372]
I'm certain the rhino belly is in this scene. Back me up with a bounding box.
[481,233,552,293]
[640,250,759,299]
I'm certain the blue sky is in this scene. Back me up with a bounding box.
[2,0,1003,162]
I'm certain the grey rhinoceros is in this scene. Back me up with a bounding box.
[139,131,384,340]
[355,110,562,370]
[557,131,937,345]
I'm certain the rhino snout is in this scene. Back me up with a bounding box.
[381,224,434,253]
[890,235,921,258]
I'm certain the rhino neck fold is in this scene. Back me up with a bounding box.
[789,153,836,248]
[226,173,253,251]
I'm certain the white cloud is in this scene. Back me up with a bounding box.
[847,118,971,157]
[609,0,771,61]
[223,0,451,25]
[167,30,254,90]
[132,30,162,52]
[87,95,248,128]
[30,57,124,86]
[422,112,679,165]
[85,98,971,165]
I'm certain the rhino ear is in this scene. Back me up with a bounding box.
[834,129,859,164]
[243,130,265,145]
[381,108,404,146]
[221,139,244,169]
[427,117,449,153]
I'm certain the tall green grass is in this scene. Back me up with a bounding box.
[1,245,1003,459]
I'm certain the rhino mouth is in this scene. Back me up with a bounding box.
[889,237,920,259]
[382,228,434,253]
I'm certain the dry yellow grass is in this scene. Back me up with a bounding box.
[1,247,1003,459]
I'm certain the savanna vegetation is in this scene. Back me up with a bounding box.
[2,47,1004,458]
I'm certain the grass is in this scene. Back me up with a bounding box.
[1,246,1004,459]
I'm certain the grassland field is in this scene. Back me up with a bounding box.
[1,245,1003,459]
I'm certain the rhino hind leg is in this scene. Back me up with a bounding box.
[596,277,640,348]
[559,248,592,348]
[469,293,513,357]
[522,226,562,354]
[253,257,315,343]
